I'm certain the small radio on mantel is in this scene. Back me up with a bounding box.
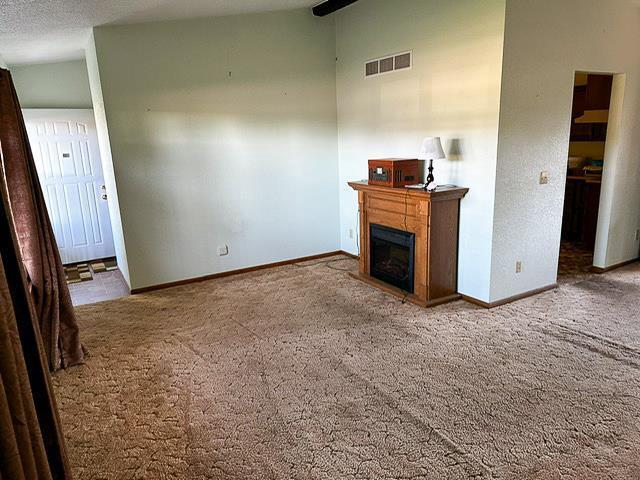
[368,158,421,188]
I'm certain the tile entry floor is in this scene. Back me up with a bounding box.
[68,268,130,306]
[557,241,594,279]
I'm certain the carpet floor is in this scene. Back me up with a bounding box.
[52,256,640,479]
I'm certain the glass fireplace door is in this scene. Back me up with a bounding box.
[370,224,415,293]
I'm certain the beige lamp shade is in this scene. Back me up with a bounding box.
[419,137,446,160]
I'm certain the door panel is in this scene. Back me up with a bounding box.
[24,109,116,264]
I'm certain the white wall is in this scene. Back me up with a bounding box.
[335,0,506,302]
[76,0,640,300]
[0,55,6,69]
[91,9,340,289]
[86,33,131,286]
[491,0,640,301]
[9,60,93,109]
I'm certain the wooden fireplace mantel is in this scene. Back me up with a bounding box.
[348,181,469,307]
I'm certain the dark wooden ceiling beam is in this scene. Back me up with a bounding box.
[312,0,359,17]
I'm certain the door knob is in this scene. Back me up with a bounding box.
[101,194,108,200]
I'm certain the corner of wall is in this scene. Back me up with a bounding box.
[483,0,509,304]
[597,73,628,267]
[85,30,132,288]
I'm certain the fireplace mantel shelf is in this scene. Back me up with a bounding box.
[348,181,468,308]
[348,181,468,201]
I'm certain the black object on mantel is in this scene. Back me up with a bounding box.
[425,160,435,187]
[312,0,359,16]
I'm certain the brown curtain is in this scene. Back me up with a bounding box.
[0,68,84,371]
[0,136,72,477]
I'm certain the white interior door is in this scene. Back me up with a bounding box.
[23,109,116,265]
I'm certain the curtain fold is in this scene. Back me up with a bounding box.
[0,67,84,371]
[0,263,51,480]
[0,131,72,477]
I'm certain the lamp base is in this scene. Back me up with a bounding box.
[424,159,435,190]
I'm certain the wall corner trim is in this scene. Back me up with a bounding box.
[591,257,639,274]
[462,283,558,309]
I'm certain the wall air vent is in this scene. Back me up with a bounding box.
[365,61,379,77]
[364,51,412,78]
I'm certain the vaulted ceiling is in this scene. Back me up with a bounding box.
[0,0,319,65]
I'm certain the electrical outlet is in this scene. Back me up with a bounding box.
[349,228,354,239]
[516,261,523,273]
[217,245,229,256]
[539,171,549,185]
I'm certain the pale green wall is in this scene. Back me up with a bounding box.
[91,9,339,289]
[10,60,93,109]
[335,0,506,302]
[86,32,131,286]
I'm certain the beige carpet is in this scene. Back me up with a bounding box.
[53,256,640,479]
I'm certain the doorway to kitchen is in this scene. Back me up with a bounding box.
[23,108,129,304]
[558,72,613,280]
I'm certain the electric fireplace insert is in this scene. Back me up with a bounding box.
[370,223,415,293]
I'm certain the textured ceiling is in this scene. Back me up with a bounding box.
[0,0,320,65]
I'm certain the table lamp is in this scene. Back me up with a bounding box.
[419,137,446,190]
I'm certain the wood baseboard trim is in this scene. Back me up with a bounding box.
[131,251,347,294]
[461,283,558,309]
[339,250,360,260]
[590,257,639,274]
[460,295,493,309]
